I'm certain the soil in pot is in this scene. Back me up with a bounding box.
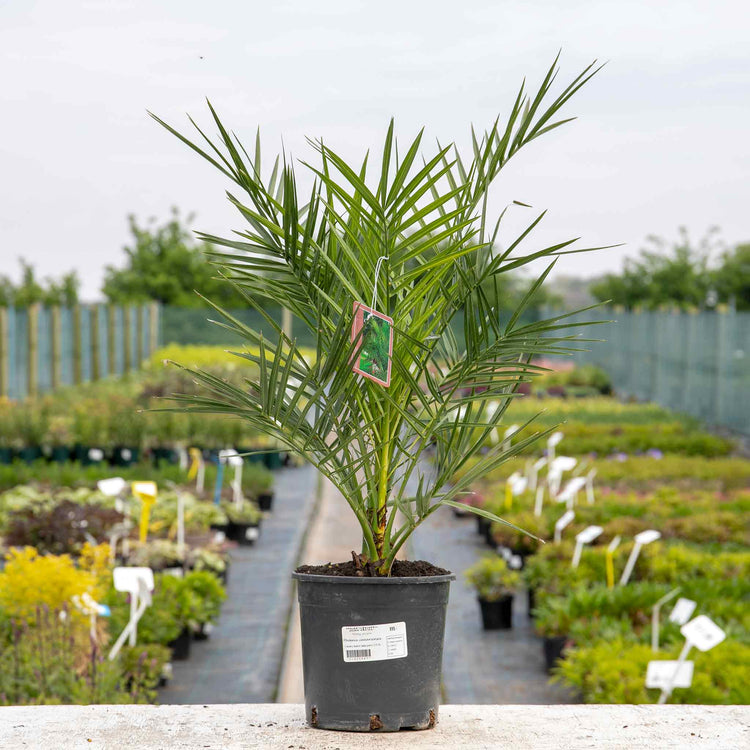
[168,627,192,661]
[478,595,513,630]
[543,635,569,673]
[293,559,454,732]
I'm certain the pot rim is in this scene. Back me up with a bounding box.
[292,571,455,585]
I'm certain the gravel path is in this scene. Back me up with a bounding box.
[159,463,318,704]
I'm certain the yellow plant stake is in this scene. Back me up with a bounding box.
[504,481,513,512]
[132,481,158,543]
[187,448,205,492]
[605,535,621,589]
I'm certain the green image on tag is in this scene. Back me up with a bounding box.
[351,302,393,387]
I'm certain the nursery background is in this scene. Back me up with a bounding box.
[0,0,749,711]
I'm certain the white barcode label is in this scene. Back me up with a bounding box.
[341,621,407,663]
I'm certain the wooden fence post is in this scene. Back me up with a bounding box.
[136,305,144,366]
[123,306,132,373]
[107,305,116,376]
[51,306,62,390]
[27,303,39,397]
[90,304,101,381]
[72,305,82,384]
[148,302,159,357]
[0,308,8,398]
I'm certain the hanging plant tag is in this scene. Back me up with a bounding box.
[351,302,393,387]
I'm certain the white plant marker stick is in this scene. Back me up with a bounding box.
[503,424,519,453]
[534,484,545,517]
[108,578,152,661]
[651,587,681,652]
[657,639,693,705]
[108,533,119,566]
[233,458,243,508]
[554,510,575,543]
[197,459,205,493]
[620,529,661,585]
[177,446,188,470]
[571,525,603,568]
[177,491,185,551]
[669,598,697,626]
[547,431,564,465]
[530,457,547,494]
[586,469,597,504]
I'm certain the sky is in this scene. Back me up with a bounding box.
[1,0,748,300]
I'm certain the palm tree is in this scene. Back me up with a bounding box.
[151,56,607,574]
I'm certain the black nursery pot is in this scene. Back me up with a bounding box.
[168,627,192,661]
[47,446,71,463]
[476,516,489,537]
[293,571,454,732]
[478,595,513,630]
[0,447,13,465]
[543,635,568,673]
[527,587,536,619]
[227,520,260,545]
[110,446,140,467]
[257,491,274,512]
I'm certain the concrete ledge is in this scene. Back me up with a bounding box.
[0,704,746,749]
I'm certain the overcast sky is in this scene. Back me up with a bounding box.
[1,0,748,300]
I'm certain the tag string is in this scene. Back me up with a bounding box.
[370,255,388,311]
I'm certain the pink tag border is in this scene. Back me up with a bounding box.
[351,301,393,388]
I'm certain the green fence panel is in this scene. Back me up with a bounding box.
[545,306,749,436]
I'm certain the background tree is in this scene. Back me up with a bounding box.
[0,260,79,307]
[712,243,750,310]
[102,208,250,308]
[590,227,721,310]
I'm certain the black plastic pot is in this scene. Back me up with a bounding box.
[168,627,192,661]
[151,447,179,466]
[263,450,284,470]
[110,446,140,467]
[17,446,42,464]
[527,587,536,619]
[73,445,105,466]
[0,448,13,465]
[47,446,71,463]
[293,571,454,732]
[476,516,489,537]
[543,635,569,673]
[478,595,513,630]
[227,520,260,545]
[257,492,274,512]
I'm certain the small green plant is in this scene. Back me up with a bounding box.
[464,555,521,601]
[223,500,262,525]
[182,570,226,627]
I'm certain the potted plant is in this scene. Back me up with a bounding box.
[223,500,262,545]
[153,56,604,731]
[464,554,521,630]
[533,595,576,673]
[242,461,275,511]
[182,569,227,640]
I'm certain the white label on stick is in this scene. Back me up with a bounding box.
[669,598,697,626]
[681,615,726,652]
[342,621,408,663]
[646,660,694,689]
[245,527,259,541]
